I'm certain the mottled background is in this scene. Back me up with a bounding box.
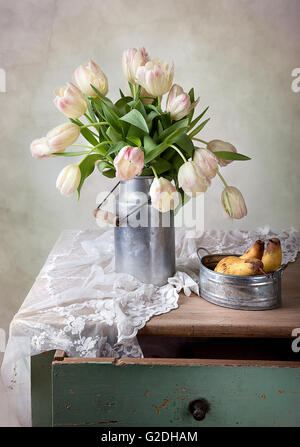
[0,0,300,425]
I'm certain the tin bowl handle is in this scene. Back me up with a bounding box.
[197,247,210,262]
[277,263,288,277]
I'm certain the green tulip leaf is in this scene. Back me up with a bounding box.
[175,133,194,157]
[102,102,125,135]
[188,117,210,138]
[144,127,187,164]
[213,151,251,161]
[120,109,149,134]
[106,141,127,156]
[80,127,99,146]
[188,106,209,132]
[143,135,156,153]
[126,136,142,147]
[146,110,160,125]
[83,94,97,123]
[187,88,195,122]
[102,169,116,178]
[114,96,132,115]
[106,126,122,143]
[97,160,116,178]
[144,141,169,164]
[134,100,147,119]
[90,85,114,107]
[158,118,189,142]
[77,154,102,198]
[151,158,172,175]
[175,188,191,215]
[160,112,172,129]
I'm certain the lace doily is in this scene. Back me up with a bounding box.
[1,226,299,426]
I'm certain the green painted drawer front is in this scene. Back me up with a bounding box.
[52,361,300,427]
[31,350,55,427]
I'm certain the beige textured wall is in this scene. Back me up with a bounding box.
[0,0,300,349]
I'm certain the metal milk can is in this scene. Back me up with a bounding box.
[114,177,175,286]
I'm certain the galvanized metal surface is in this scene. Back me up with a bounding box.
[114,177,175,286]
[197,248,287,311]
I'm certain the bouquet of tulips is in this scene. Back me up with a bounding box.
[30,47,250,218]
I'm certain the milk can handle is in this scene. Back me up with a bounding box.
[197,247,210,262]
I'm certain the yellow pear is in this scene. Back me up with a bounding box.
[261,238,282,273]
[240,240,264,260]
[215,256,266,276]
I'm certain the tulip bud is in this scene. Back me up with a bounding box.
[166,84,199,121]
[178,161,209,197]
[207,139,237,167]
[73,60,108,97]
[136,59,174,97]
[46,123,81,152]
[193,147,218,180]
[150,177,180,213]
[30,137,53,159]
[222,186,247,219]
[54,82,87,119]
[113,146,144,181]
[122,47,150,84]
[56,164,81,196]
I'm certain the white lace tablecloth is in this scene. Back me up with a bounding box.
[1,226,299,426]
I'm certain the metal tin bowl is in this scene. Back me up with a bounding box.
[197,248,287,311]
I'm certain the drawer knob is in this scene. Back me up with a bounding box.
[188,398,209,421]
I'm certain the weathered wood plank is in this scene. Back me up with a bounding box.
[139,256,300,338]
[54,356,300,368]
[52,361,300,427]
[54,350,67,361]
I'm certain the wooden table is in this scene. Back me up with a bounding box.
[140,256,300,339]
[31,257,300,427]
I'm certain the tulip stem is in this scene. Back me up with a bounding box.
[133,83,137,101]
[170,145,187,162]
[217,171,229,188]
[157,96,162,108]
[151,165,159,179]
[192,137,208,145]
[72,144,94,149]
[54,151,90,156]
[80,122,109,129]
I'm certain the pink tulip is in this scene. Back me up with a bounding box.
[207,139,237,167]
[122,48,150,84]
[193,147,218,180]
[150,177,180,213]
[54,82,87,119]
[166,84,199,121]
[46,123,81,152]
[136,59,174,97]
[178,161,209,197]
[56,164,81,196]
[73,60,108,97]
[222,186,247,219]
[30,137,53,159]
[113,146,144,181]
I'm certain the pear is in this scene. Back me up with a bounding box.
[261,238,282,273]
[215,256,266,276]
[240,240,264,260]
